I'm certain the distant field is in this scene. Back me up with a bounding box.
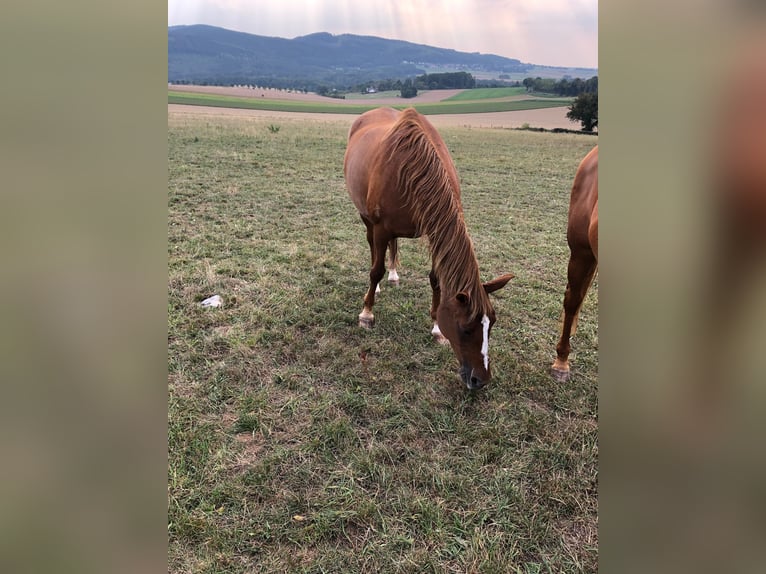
[412,98,572,115]
[347,90,402,100]
[168,91,374,114]
[168,113,598,572]
[444,87,528,101]
[168,90,571,115]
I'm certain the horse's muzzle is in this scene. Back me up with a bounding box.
[460,364,487,390]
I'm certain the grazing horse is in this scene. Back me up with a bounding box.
[552,146,598,382]
[343,107,513,389]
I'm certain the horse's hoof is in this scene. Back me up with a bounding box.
[388,279,400,287]
[433,333,449,345]
[359,316,375,329]
[431,323,449,345]
[551,366,571,382]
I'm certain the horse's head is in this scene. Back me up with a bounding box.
[436,274,513,390]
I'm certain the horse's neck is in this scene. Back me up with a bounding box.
[427,215,485,308]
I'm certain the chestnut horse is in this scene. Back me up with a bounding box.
[343,107,513,389]
[552,145,598,382]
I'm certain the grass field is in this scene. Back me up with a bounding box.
[350,90,402,100]
[168,113,598,573]
[444,88,527,101]
[167,90,572,116]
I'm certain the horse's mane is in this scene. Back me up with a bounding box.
[382,108,490,319]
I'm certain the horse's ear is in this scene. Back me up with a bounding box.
[483,273,514,295]
[455,291,471,306]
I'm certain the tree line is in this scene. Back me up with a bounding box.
[522,75,598,96]
[356,71,476,97]
[414,71,476,90]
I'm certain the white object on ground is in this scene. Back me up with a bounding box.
[200,295,223,308]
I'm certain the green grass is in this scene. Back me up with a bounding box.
[168,90,571,115]
[411,99,571,115]
[168,114,598,573]
[444,87,527,101]
[349,90,403,100]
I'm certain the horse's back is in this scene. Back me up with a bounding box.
[347,107,400,142]
[567,146,599,258]
[344,108,401,217]
[344,107,460,237]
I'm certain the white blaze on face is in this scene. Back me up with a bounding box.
[481,314,490,370]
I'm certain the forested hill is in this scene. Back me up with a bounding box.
[168,25,594,90]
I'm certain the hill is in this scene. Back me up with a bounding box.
[168,25,596,90]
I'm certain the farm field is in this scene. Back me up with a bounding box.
[168,85,573,117]
[168,90,571,116]
[168,103,581,131]
[167,85,466,104]
[168,111,598,572]
[443,87,528,101]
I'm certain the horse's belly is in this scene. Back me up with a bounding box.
[366,204,418,238]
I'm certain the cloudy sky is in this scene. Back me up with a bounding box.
[168,0,598,69]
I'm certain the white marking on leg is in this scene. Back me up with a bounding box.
[480,314,490,370]
[431,322,449,345]
[375,283,381,294]
[359,308,374,328]
[388,269,399,283]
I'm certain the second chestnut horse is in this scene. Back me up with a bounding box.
[552,145,598,382]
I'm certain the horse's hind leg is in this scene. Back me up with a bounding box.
[365,221,383,295]
[359,225,389,328]
[387,238,400,285]
[366,224,397,294]
[552,252,597,381]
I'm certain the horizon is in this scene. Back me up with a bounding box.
[167,1,598,70]
[168,23,598,71]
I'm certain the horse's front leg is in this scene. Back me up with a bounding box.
[375,238,400,293]
[359,227,389,329]
[429,268,448,344]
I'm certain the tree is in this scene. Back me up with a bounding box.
[522,77,534,92]
[400,79,417,98]
[567,92,598,131]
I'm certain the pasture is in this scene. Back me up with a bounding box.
[167,90,572,116]
[443,87,528,101]
[168,112,598,573]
